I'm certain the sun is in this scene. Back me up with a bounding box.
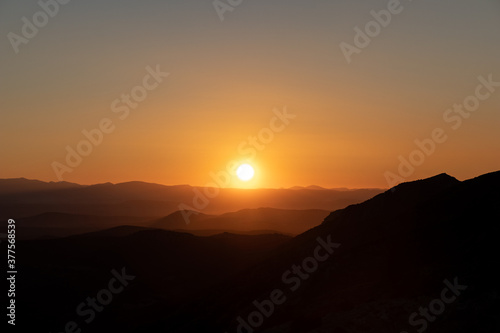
[236,163,255,181]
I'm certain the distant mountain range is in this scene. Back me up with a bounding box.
[14,208,330,239]
[0,179,383,220]
[11,171,500,332]
[0,178,383,238]
[14,212,153,239]
[150,207,330,235]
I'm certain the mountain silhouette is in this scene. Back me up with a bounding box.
[15,212,153,239]
[11,171,500,333]
[150,208,330,235]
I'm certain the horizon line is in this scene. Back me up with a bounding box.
[0,176,388,191]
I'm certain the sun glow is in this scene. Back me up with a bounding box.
[236,164,255,181]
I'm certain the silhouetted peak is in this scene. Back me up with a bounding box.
[390,172,460,194]
[322,173,462,226]
[424,172,458,183]
[170,209,200,216]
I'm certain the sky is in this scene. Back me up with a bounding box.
[1,0,499,189]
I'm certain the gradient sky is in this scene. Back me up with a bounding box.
[1,0,499,188]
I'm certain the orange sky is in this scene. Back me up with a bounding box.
[1,0,499,188]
